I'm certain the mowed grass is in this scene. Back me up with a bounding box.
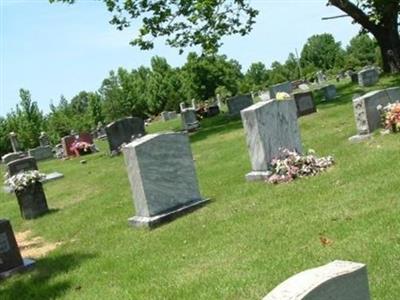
[1,76,399,299]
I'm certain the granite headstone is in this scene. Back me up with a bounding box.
[293,91,317,117]
[105,117,145,153]
[226,94,253,116]
[269,82,293,99]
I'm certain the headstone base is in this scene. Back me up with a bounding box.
[128,199,210,229]
[245,171,271,182]
[0,258,35,280]
[348,134,372,143]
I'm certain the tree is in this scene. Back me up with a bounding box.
[301,34,345,71]
[345,34,378,68]
[243,62,269,91]
[328,0,400,73]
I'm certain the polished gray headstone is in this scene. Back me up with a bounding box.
[123,133,208,228]
[358,68,379,87]
[241,99,302,181]
[227,94,253,116]
[181,108,199,131]
[28,146,53,161]
[350,86,400,140]
[293,91,317,117]
[105,117,145,153]
[263,260,371,300]
[269,81,293,99]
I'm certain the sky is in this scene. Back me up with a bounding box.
[0,0,361,116]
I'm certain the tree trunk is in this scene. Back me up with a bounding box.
[376,31,400,73]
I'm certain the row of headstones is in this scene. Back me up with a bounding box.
[351,67,380,87]
[226,82,337,118]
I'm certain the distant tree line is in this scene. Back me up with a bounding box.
[0,33,380,155]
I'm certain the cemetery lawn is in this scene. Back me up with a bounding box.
[1,76,400,300]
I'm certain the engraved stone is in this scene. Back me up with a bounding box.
[181,108,200,131]
[227,94,253,116]
[358,68,379,87]
[105,117,145,153]
[7,157,38,177]
[123,133,209,228]
[269,82,293,99]
[293,91,316,117]
[28,146,53,161]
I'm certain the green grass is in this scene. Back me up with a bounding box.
[1,76,400,299]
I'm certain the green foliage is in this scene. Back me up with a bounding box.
[301,34,345,71]
[345,34,378,68]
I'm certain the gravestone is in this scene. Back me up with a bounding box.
[293,91,316,117]
[7,157,38,177]
[263,260,370,300]
[241,99,302,181]
[316,70,325,84]
[0,219,35,279]
[227,94,253,116]
[350,87,400,141]
[179,102,186,111]
[1,152,25,165]
[123,133,209,228]
[216,94,223,109]
[350,72,359,84]
[168,111,177,120]
[321,84,337,100]
[181,108,200,132]
[28,146,53,161]
[61,133,94,157]
[358,68,379,87]
[39,132,50,147]
[105,117,145,153]
[9,132,20,153]
[269,82,293,99]
[191,99,196,109]
[259,90,271,101]
[161,111,178,122]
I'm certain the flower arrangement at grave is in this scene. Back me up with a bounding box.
[266,149,334,184]
[4,170,46,193]
[377,102,400,133]
[276,92,292,100]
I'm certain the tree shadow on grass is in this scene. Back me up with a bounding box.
[0,252,96,300]
[190,114,244,143]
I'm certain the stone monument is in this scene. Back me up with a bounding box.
[123,133,209,228]
[241,99,302,181]
[226,94,253,116]
[269,82,293,99]
[358,68,379,87]
[181,108,200,132]
[263,260,370,300]
[293,91,317,117]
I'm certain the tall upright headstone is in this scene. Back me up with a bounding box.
[241,99,302,181]
[123,133,209,228]
[358,68,379,87]
[0,219,35,279]
[226,94,253,116]
[39,132,50,147]
[322,84,337,101]
[9,132,20,153]
[105,117,145,153]
[191,99,196,109]
[263,260,371,300]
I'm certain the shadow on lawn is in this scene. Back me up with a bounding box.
[1,252,96,300]
[191,114,244,143]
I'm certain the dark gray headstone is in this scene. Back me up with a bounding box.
[181,108,199,131]
[322,84,337,100]
[28,146,53,161]
[293,91,316,117]
[7,157,38,177]
[0,219,35,279]
[123,133,209,228]
[105,117,146,153]
[358,68,379,87]
[227,94,253,116]
[15,182,49,220]
[241,99,302,181]
[1,152,25,165]
[269,82,293,99]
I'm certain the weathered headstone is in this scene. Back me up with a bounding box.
[293,91,317,117]
[9,132,20,153]
[180,102,186,111]
[39,132,50,147]
[0,219,35,279]
[227,94,253,116]
[181,108,200,131]
[358,68,379,87]
[321,84,337,100]
[15,181,49,220]
[263,260,370,300]
[350,87,400,141]
[105,117,145,153]
[161,111,178,122]
[123,133,209,228]
[269,82,293,99]
[28,146,53,161]
[316,70,325,85]
[1,152,25,165]
[7,157,38,177]
[191,99,196,109]
[241,99,302,181]
[350,72,359,84]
